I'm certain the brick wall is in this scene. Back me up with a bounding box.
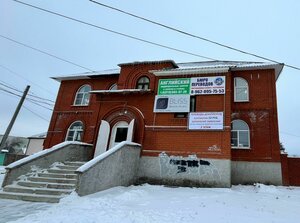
[231,69,281,162]
[44,62,280,164]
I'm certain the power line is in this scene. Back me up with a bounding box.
[0,34,94,72]
[0,88,50,123]
[23,105,50,123]
[12,0,216,61]
[0,87,53,111]
[26,97,54,107]
[25,99,53,111]
[280,131,300,138]
[0,63,56,96]
[0,70,54,103]
[89,0,300,71]
[0,87,22,98]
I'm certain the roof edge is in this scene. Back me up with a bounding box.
[118,60,178,68]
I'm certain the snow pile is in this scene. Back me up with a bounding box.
[3,184,300,223]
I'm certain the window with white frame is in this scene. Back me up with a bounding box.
[74,85,91,106]
[66,121,84,141]
[234,77,249,102]
[231,120,250,148]
[136,76,150,90]
[109,83,118,90]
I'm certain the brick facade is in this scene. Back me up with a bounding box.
[44,60,287,186]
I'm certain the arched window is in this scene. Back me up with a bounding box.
[74,85,91,106]
[66,121,84,141]
[136,76,150,90]
[234,77,249,102]
[231,120,250,148]
[109,83,118,90]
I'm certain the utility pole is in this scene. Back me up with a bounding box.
[0,85,30,150]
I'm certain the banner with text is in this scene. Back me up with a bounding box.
[158,78,190,95]
[188,112,224,130]
[154,95,190,113]
[190,76,225,95]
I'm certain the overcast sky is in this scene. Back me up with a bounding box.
[0,0,300,155]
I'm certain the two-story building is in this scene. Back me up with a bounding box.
[44,60,284,187]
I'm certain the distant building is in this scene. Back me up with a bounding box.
[44,60,286,187]
[25,133,47,155]
[0,135,28,154]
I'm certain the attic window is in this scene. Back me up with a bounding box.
[136,76,150,90]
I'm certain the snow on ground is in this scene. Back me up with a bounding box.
[1,166,300,223]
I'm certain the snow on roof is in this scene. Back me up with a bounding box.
[118,60,178,68]
[150,61,284,80]
[152,61,284,80]
[52,68,120,82]
[28,132,47,139]
[52,60,284,82]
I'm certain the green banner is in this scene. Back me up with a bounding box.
[158,78,191,95]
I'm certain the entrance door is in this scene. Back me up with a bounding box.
[109,119,135,149]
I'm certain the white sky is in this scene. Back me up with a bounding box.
[0,0,299,155]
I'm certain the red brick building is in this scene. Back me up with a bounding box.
[44,60,285,187]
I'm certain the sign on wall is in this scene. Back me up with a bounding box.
[154,95,190,113]
[190,76,225,95]
[188,112,224,130]
[158,78,190,95]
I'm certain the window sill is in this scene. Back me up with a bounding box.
[231,147,251,150]
[72,104,89,107]
[234,100,249,103]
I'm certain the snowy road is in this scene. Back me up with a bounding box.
[1,166,300,223]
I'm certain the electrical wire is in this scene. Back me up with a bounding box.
[23,105,50,122]
[89,0,300,71]
[0,34,94,72]
[0,89,51,123]
[0,87,53,111]
[0,64,56,96]
[0,81,55,104]
[12,0,216,61]
[280,131,300,138]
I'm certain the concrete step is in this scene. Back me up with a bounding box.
[47,169,76,174]
[0,191,61,203]
[18,181,76,189]
[3,185,73,196]
[55,165,79,170]
[64,161,86,166]
[38,172,77,179]
[28,176,77,184]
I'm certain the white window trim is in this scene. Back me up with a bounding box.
[231,120,250,149]
[109,83,118,90]
[65,121,84,141]
[231,130,250,149]
[73,85,91,106]
[234,77,249,102]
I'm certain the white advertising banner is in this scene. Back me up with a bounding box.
[189,112,224,130]
[153,95,190,113]
[190,76,225,95]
